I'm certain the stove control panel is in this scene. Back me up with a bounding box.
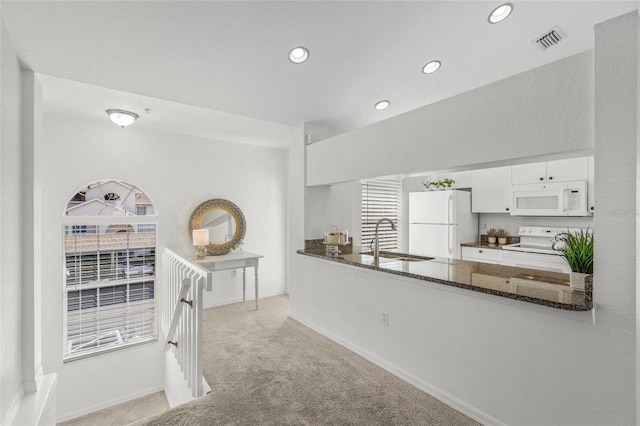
[517,226,583,237]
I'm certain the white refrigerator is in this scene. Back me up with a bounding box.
[409,190,478,259]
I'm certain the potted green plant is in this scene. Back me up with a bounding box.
[422,178,455,191]
[422,180,435,191]
[487,228,498,244]
[553,228,593,291]
[495,228,509,245]
[441,178,455,188]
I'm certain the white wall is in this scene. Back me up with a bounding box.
[40,98,290,420]
[592,11,639,425]
[286,127,306,301]
[0,17,24,424]
[290,256,611,425]
[304,182,360,243]
[290,11,638,425]
[307,50,593,186]
[302,123,361,242]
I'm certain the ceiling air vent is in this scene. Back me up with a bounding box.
[533,26,566,51]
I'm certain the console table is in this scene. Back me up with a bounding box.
[193,251,264,310]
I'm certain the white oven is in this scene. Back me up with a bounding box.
[501,226,588,273]
[511,181,588,216]
[501,249,569,273]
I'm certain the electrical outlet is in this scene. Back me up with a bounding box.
[483,223,488,230]
[381,312,389,327]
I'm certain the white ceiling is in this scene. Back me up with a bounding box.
[2,1,639,142]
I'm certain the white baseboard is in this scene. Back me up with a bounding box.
[203,289,286,309]
[288,311,506,426]
[2,385,24,426]
[57,385,164,423]
[10,373,57,426]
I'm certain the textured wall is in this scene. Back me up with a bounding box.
[0,17,24,424]
[593,10,639,425]
[307,50,594,186]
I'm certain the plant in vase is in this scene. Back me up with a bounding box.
[552,228,593,291]
[230,240,244,254]
[422,178,455,191]
[486,228,498,244]
[495,228,509,245]
[441,178,455,188]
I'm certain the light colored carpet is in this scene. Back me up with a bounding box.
[140,294,478,426]
[58,391,168,426]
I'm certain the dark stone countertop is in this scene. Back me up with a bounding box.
[297,247,592,311]
[460,242,505,250]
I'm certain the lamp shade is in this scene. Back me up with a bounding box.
[106,109,139,127]
[192,229,209,246]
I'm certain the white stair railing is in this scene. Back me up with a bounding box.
[161,248,212,404]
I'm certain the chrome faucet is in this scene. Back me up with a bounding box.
[373,218,397,261]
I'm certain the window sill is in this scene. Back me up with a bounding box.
[63,338,158,363]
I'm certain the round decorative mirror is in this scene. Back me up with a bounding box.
[189,199,246,256]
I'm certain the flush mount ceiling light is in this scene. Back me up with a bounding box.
[106,109,139,128]
[422,60,441,74]
[488,3,513,24]
[374,100,390,111]
[289,46,309,64]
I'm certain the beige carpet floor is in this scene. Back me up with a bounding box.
[59,391,168,426]
[139,294,478,426]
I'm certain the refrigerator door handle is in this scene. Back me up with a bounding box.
[448,225,453,255]
[448,195,453,224]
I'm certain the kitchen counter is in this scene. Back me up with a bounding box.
[460,242,505,250]
[297,248,592,311]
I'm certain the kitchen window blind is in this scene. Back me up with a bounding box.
[64,224,157,360]
[361,178,403,251]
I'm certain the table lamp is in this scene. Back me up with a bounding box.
[192,229,209,259]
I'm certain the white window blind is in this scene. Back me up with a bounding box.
[63,224,157,360]
[361,178,403,251]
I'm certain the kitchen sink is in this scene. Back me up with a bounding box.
[359,251,433,262]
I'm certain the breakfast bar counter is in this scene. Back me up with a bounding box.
[297,248,592,311]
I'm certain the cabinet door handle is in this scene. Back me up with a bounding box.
[549,176,553,180]
[479,250,483,253]
[590,206,594,211]
[505,207,510,211]
[539,177,544,181]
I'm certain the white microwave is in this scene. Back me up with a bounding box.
[511,181,588,216]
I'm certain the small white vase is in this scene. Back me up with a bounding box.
[498,237,507,245]
[488,236,497,244]
[570,271,589,291]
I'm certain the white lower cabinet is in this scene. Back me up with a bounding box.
[460,246,503,264]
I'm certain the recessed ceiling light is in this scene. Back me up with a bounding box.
[374,100,390,111]
[422,60,441,74]
[105,109,138,128]
[289,47,309,64]
[488,3,513,24]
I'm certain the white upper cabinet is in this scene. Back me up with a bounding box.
[511,162,547,184]
[471,166,512,213]
[512,157,588,184]
[546,157,589,182]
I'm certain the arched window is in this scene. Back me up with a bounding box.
[63,179,157,360]
[103,192,121,205]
